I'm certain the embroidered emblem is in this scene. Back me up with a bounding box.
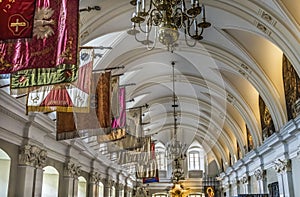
[8,14,30,36]
[33,7,55,39]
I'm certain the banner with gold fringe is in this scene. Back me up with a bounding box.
[27,48,93,113]
[0,0,79,76]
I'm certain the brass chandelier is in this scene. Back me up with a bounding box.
[128,0,211,51]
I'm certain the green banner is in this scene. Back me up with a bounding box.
[11,64,78,89]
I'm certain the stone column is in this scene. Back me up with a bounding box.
[239,175,249,194]
[254,169,267,194]
[17,144,48,197]
[62,160,81,197]
[88,171,101,197]
[274,159,294,197]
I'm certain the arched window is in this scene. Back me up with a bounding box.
[155,142,167,171]
[111,186,116,197]
[98,181,104,197]
[189,151,200,170]
[42,166,59,197]
[0,148,11,197]
[187,141,205,172]
[78,176,87,197]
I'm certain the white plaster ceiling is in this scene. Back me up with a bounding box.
[76,0,300,170]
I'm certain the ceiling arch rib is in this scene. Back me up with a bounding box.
[223,28,287,130]
[213,0,300,75]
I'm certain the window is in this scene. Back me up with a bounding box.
[155,142,167,171]
[42,166,59,197]
[111,186,116,197]
[156,151,166,171]
[187,141,205,172]
[98,182,104,197]
[189,151,200,170]
[0,149,11,197]
[78,176,87,197]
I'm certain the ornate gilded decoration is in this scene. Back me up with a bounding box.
[259,96,275,141]
[282,54,300,120]
[0,56,13,71]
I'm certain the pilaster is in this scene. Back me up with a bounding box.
[254,168,267,194]
[17,144,48,197]
[274,159,294,197]
[62,160,81,197]
[88,171,101,197]
[239,174,249,194]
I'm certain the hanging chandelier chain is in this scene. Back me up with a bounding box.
[172,62,177,138]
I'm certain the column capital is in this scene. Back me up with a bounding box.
[19,144,47,168]
[254,169,265,180]
[64,161,81,178]
[239,175,249,184]
[274,159,291,173]
[124,185,131,192]
[90,171,102,184]
[118,183,124,190]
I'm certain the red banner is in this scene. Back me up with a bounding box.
[0,0,36,40]
[0,0,79,74]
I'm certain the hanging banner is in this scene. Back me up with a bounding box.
[56,112,78,140]
[11,63,78,89]
[0,0,79,74]
[27,49,93,113]
[0,0,36,40]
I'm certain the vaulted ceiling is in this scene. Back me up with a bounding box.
[76,0,300,171]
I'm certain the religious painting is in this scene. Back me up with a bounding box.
[259,96,275,141]
[282,54,300,120]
